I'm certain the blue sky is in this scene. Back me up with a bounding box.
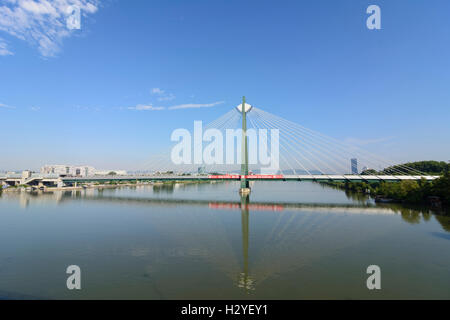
[1,0,449,171]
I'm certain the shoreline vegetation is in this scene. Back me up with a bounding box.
[320,161,449,209]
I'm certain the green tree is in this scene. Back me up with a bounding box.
[430,171,450,204]
[361,169,378,175]
[382,161,449,175]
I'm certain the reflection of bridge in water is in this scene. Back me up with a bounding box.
[3,188,448,293]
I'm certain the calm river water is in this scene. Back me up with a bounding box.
[0,181,449,299]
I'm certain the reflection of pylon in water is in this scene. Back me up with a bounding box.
[237,193,254,292]
[238,272,254,291]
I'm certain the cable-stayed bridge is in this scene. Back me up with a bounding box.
[0,97,439,190]
[58,174,437,183]
[139,97,439,192]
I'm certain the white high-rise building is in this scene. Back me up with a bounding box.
[351,158,358,175]
[41,165,96,177]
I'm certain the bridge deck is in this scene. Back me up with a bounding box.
[0,174,440,183]
[53,174,439,183]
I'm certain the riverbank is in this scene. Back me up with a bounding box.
[319,173,449,209]
[1,179,216,193]
[2,183,147,192]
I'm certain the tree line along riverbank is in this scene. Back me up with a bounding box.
[320,161,449,208]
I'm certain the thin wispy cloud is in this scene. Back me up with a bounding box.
[151,88,164,95]
[168,101,225,110]
[0,38,13,56]
[151,87,176,101]
[0,0,100,57]
[157,93,175,101]
[128,104,165,111]
[0,103,15,109]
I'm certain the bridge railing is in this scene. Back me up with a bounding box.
[58,174,440,182]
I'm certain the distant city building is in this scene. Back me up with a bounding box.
[22,170,32,179]
[351,158,358,174]
[41,165,95,177]
[41,165,127,177]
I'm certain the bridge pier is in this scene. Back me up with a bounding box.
[57,179,65,188]
[239,186,251,194]
[240,176,250,193]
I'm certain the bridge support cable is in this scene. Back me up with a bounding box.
[253,107,426,176]
[248,114,297,175]
[143,109,239,172]
[204,109,239,130]
[253,107,384,175]
[190,108,242,174]
[251,111,317,174]
[251,111,313,175]
[184,109,240,174]
[248,117,297,174]
[202,110,242,174]
[251,108,355,175]
[250,110,341,175]
[250,112,319,175]
[255,107,427,176]
[141,109,240,174]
